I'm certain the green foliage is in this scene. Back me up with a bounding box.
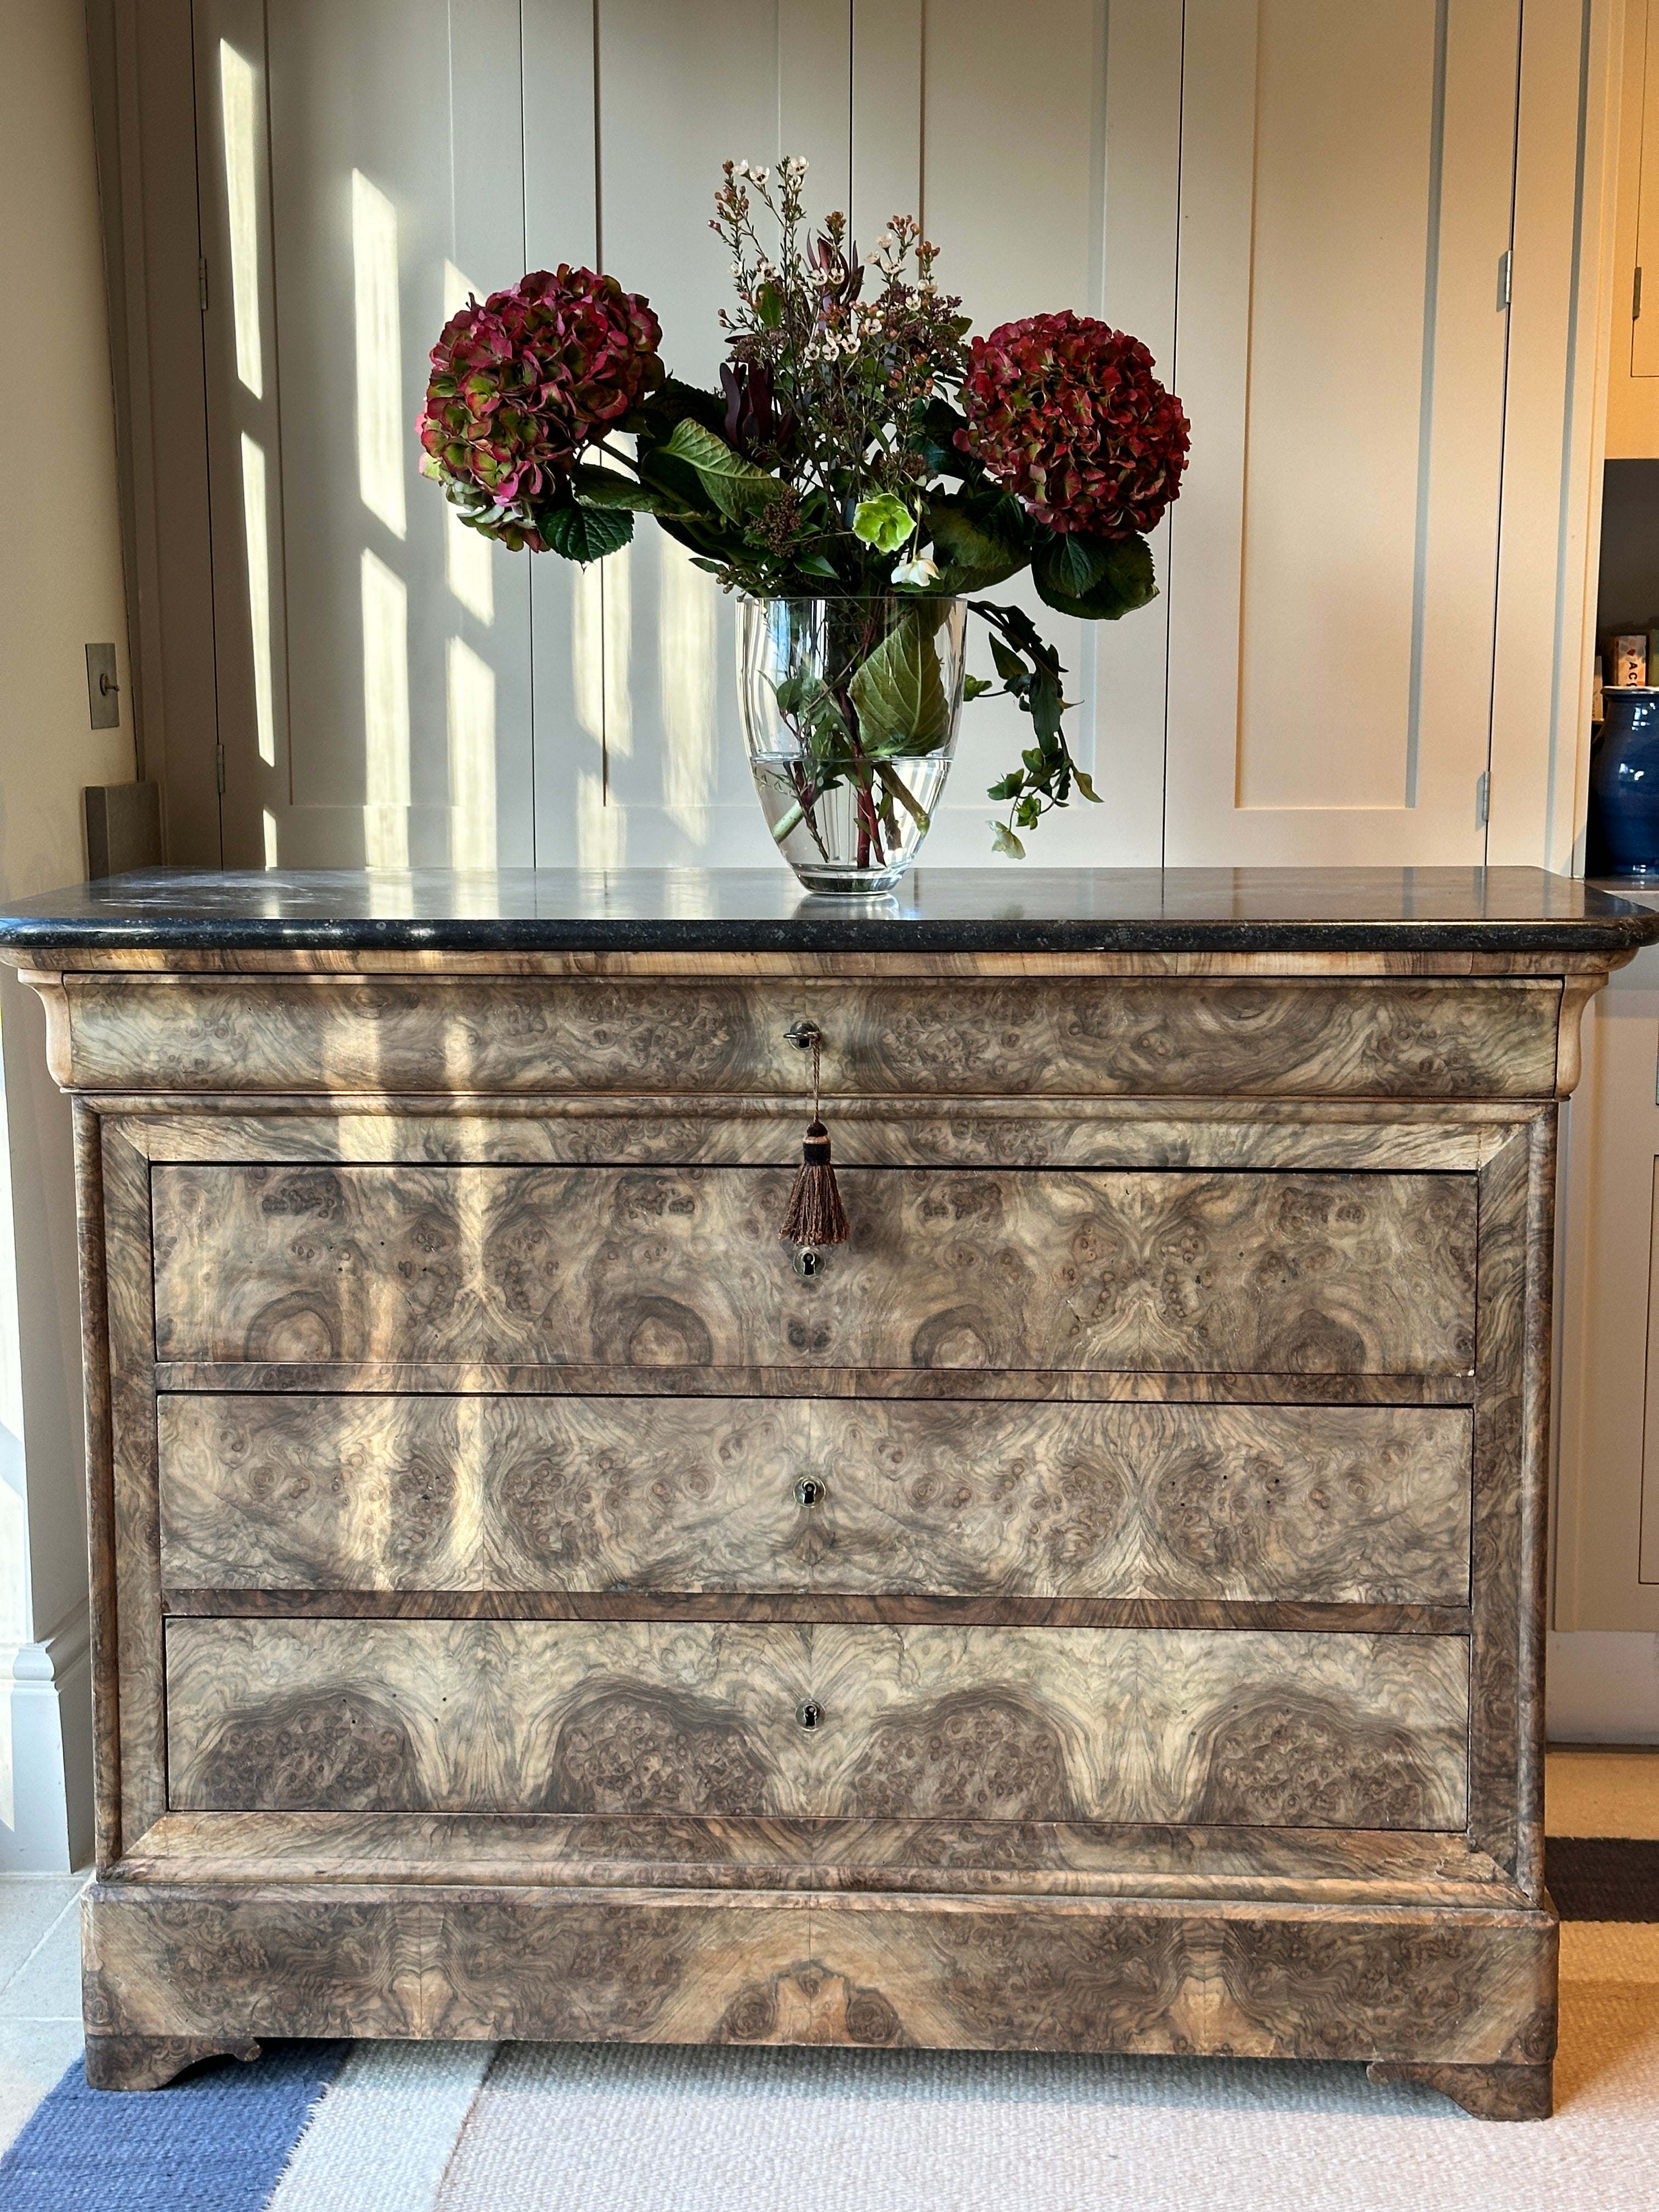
[967,599,1102,857]
[631,377,726,436]
[915,397,974,482]
[925,488,1030,594]
[1032,530,1158,620]
[542,496,635,563]
[572,465,672,512]
[662,420,783,521]
[848,610,952,753]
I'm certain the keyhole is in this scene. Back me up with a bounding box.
[794,1476,825,1508]
[796,1699,823,1730]
[793,1246,821,1279]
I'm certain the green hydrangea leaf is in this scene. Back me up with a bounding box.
[542,498,635,563]
[662,419,782,521]
[916,397,974,481]
[848,611,952,754]
[1032,531,1158,620]
[631,379,727,435]
[573,465,669,512]
[926,489,1029,594]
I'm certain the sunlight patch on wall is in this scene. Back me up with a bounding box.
[577,769,625,868]
[239,435,276,766]
[447,637,497,869]
[441,262,494,624]
[572,548,633,763]
[658,537,717,840]
[360,549,410,866]
[352,171,405,538]
[262,810,279,868]
[572,561,604,746]
[218,43,263,398]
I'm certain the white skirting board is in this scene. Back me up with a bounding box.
[0,1608,92,1872]
[1548,1628,1659,1743]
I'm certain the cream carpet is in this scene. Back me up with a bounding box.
[253,1925,1658,2212]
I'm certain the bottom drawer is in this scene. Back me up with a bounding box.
[165,1617,1469,1830]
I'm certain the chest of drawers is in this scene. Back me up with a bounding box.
[5,865,1653,2118]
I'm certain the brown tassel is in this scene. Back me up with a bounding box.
[780,1027,850,1249]
[780,1118,849,1248]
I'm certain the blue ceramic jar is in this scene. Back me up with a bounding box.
[1590,688,1659,875]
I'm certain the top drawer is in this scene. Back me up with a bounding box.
[150,1161,1476,1376]
[55,972,1561,1098]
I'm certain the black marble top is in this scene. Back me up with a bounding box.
[1,866,1656,956]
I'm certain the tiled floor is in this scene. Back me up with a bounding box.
[0,1872,87,2148]
[0,1749,1652,2155]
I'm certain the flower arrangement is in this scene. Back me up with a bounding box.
[419,157,1188,863]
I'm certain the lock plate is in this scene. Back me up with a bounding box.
[792,1245,823,1279]
[794,1476,825,1508]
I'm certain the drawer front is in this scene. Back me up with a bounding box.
[163,1617,1469,1827]
[150,1163,1476,1375]
[159,1394,1472,1605]
[60,971,1561,1098]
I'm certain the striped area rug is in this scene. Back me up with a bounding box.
[2,1869,1655,2211]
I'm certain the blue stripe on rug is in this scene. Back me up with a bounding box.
[0,2042,348,2212]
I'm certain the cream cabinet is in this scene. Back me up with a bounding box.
[1606,0,1659,458]
[1555,932,1659,1633]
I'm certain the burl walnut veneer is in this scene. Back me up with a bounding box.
[4,865,1654,2119]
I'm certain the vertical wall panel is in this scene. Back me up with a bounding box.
[1164,0,1521,867]
[544,0,850,868]
[915,0,1176,867]
[198,0,539,868]
[195,0,289,867]
[520,0,599,867]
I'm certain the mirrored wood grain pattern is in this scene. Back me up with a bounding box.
[149,1163,1477,1375]
[81,1878,1553,2067]
[163,1617,1469,1828]
[60,972,1561,1097]
[157,1393,1471,1605]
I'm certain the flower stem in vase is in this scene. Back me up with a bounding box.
[791,761,832,861]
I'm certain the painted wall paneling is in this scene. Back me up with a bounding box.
[1606,0,1659,458]
[1164,0,1521,867]
[1487,0,1626,875]
[84,0,223,862]
[186,0,1185,871]
[1553,941,1659,1632]
[128,4,1618,877]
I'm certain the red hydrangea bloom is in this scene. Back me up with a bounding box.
[956,312,1189,537]
[417,266,663,534]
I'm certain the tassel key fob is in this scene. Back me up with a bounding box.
[781,1022,849,1261]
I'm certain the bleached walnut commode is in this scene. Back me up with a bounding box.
[2,866,1651,2116]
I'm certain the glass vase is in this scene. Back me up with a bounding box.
[738,595,968,894]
